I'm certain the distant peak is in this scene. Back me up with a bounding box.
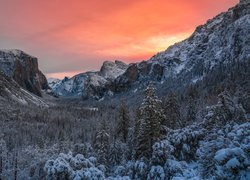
[115,60,127,66]
[62,77,69,81]
[102,60,126,65]
[102,60,115,66]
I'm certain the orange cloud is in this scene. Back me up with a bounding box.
[0,0,238,78]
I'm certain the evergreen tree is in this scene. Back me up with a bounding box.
[216,90,246,123]
[186,86,198,125]
[133,108,141,144]
[109,140,127,165]
[163,91,182,129]
[135,83,165,159]
[186,101,197,123]
[116,100,130,143]
[94,120,110,165]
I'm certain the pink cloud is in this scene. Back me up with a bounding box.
[0,0,238,78]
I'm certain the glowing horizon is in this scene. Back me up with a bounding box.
[0,0,238,79]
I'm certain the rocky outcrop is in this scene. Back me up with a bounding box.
[99,60,127,80]
[0,71,48,107]
[0,49,49,97]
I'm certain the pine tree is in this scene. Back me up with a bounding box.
[116,100,130,143]
[163,91,182,129]
[133,108,141,146]
[186,101,197,123]
[186,86,198,125]
[94,120,110,165]
[216,91,246,123]
[109,140,127,165]
[135,83,165,159]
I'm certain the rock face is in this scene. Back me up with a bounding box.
[0,71,48,107]
[99,60,127,80]
[0,50,49,97]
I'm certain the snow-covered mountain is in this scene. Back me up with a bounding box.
[48,0,249,100]
[110,0,250,93]
[149,0,249,79]
[47,78,62,90]
[0,49,49,97]
[49,60,128,99]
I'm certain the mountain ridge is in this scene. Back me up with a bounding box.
[48,60,128,98]
[49,0,249,100]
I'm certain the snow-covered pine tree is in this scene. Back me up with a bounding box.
[93,120,110,165]
[163,91,182,129]
[135,83,165,159]
[217,90,246,122]
[109,140,127,166]
[206,90,246,128]
[116,100,130,143]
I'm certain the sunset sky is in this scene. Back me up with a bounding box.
[0,0,238,79]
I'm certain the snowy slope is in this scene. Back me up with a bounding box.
[105,0,250,97]
[149,4,250,80]
[0,72,48,107]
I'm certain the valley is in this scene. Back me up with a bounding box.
[0,0,249,179]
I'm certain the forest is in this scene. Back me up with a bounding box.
[0,60,249,179]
